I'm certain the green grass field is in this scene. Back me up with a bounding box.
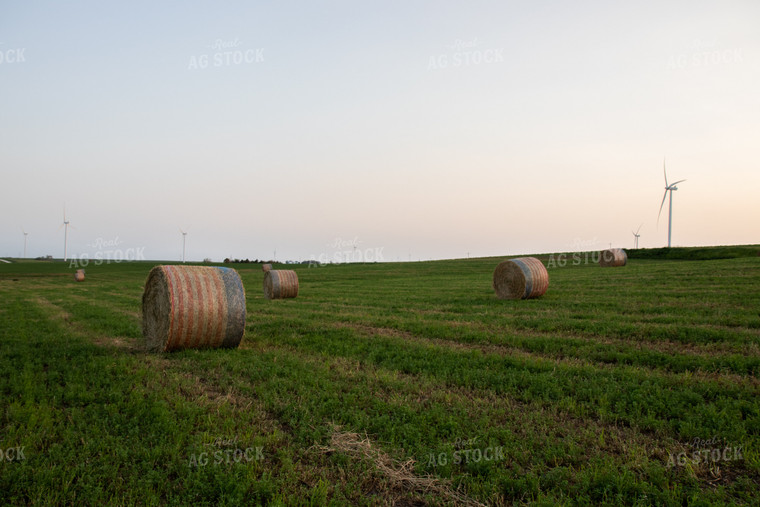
[1,247,759,505]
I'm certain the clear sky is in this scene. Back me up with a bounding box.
[1,1,758,263]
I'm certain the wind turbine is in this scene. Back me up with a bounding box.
[61,207,71,261]
[658,159,686,248]
[632,224,642,249]
[23,230,28,258]
[180,228,187,263]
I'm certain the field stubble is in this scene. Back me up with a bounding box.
[0,252,759,505]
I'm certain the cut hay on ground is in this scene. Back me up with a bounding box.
[142,265,246,352]
[313,424,485,506]
[263,269,299,300]
[492,257,549,300]
[599,248,627,267]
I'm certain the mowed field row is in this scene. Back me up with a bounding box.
[1,252,759,505]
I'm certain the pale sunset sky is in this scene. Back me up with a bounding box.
[1,1,758,262]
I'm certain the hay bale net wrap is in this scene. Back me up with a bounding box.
[492,257,549,300]
[599,248,627,267]
[262,263,272,272]
[142,265,246,352]
[263,270,299,299]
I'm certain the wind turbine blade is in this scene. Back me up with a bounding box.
[663,158,668,187]
[636,223,643,234]
[657,190,668,222]
[670,179,686,186]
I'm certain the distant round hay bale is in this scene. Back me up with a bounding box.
[262,263,272,272]
[599,248,627,267]
[493,257,549,300]
[263,270,299,299]
[74,269,85,282]
[142,265,246,352]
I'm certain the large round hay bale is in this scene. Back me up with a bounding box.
[74,269,85,282]
[262,263,272,272]
[599,248,627,267]
[493,257,549,300]
[142,265,246,352]
[263,269,298,299]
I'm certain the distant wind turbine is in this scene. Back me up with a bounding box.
[632,224,642,249]
[23,230,28,259]
[60,207,71,261]
[180,228,188,263]
[658,159,686,248]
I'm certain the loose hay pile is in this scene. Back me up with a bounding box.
[599,248,627,267]
[74,269,85,282]
[142,265,246,352]
[313,424,486,507]
[492,257,549,300]
[262,263,272,272]
[263,269,299,299]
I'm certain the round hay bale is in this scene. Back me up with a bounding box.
[142,265,246,352]
[262,263,272,272]
[599,248,627,267]
[493,257,549,300]
[263,269,298,300]
[74,269,85,282]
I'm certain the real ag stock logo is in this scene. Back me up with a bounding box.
[308,237,385,266]
[0,43,26,65]
[427,38,504,70]
[666,436,743,468]
[68,236,146,268]
[667,38,743,70]
[425,436,505,468]
[187,436,264,467]
[188,38,264,70]
[0,445,26,463]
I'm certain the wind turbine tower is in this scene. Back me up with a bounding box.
[61,208,71,261]
[658,159,686,248]
[180,229,187,263]
[632,224,642,249]
[23,230,28,259]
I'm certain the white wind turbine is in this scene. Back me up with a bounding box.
[23,229,29,258]
[61,207,72,261]
[632,224,642,249]
[658,159,686,248]
[180,228,188,263]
